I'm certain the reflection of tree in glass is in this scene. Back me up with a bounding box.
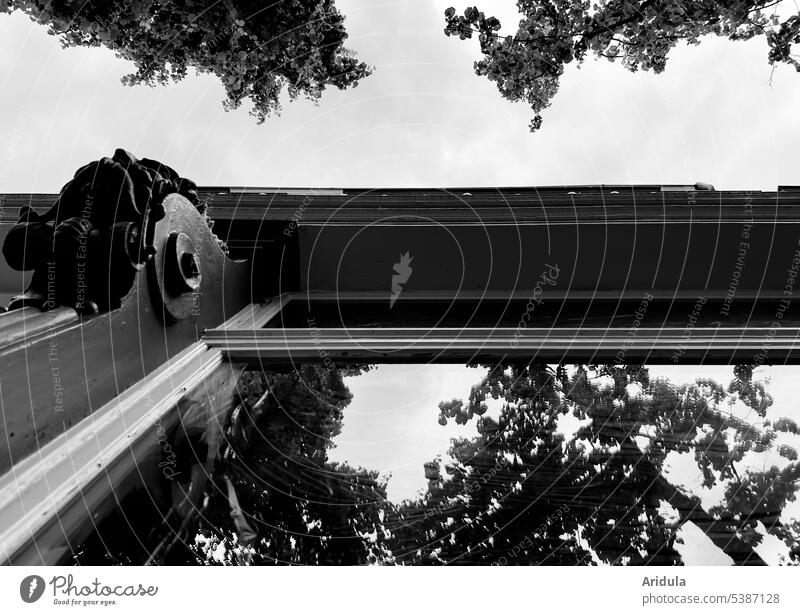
[388,364,800,565]
[191,364,391,565]
[189,362,798,565]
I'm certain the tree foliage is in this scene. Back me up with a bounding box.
[443,1,800,130]
[0,0,371,121]
[187,362,799,566]
[192,364,391,565]
[388,363,800,565]
[73,360,799,565]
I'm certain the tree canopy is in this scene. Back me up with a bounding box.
[443,1,800,130]
[191,364,391,565]
[0,0,371,121]
[387,363,800,565]
[193,361,799,566]
[73,360,800,565]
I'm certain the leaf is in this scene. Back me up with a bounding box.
[442,0,800,131]
[3,0,371,122]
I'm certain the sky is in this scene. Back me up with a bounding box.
[3,0,800,564]
[1,0,800,192]
[333,363,800,501]
[331,363,800,565]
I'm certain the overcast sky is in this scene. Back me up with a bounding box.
[1,0,800,192]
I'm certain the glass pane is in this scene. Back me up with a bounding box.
[72,363,800,566]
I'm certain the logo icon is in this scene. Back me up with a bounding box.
[20,575,46,603]
[390,251,413,308]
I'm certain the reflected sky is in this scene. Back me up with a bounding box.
[333,365,800,501]
[329,364,490,501]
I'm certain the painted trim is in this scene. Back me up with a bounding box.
[0,342,222,564]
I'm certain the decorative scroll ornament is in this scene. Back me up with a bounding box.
[2,149,199,313]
